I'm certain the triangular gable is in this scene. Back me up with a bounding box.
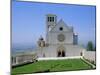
[50,19,73,32]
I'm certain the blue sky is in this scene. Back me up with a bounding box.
[12,0,96,48]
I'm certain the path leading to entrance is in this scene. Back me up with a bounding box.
[81,58,96,68]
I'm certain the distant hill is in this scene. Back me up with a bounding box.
[11,44,37,53]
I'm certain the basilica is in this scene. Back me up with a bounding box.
[12,14,96,66]
[36,14,85,57]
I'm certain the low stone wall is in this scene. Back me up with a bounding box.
[38,56,83,61]
[84,51,96,62]
[12,53,37,66]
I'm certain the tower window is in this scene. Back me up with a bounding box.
[59,27,63,31]
[48,17,54,22]
[50,17,52,22]
[52,17,54,22]
[48,17,50,22]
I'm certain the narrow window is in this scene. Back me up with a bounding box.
[48,17,49,22]
[52,17,54,22]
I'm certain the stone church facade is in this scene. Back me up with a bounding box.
[12,14,96,66]
[36,14,86,58]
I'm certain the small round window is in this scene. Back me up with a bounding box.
[59,27,63,31]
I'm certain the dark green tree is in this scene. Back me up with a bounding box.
[93,46,96,51]
[87,41,94,51]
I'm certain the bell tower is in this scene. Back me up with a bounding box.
[46,14,57,44]
[46,14,57,32]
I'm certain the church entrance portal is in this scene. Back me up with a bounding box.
[57,46,65,57]
[57,50,65,57]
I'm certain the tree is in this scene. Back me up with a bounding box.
[93,46,96,51]
[87,41,94,51]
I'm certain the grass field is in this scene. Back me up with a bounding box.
[12,59,93,74]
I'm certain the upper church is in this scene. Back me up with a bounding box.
[36,14,85,57]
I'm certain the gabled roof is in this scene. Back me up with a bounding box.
[50,19,73,32]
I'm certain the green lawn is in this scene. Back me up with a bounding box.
[12,59,93,74]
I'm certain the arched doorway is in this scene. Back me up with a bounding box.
[62,50,65,57]
[57,46,66,57]
[57,51,61,57]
